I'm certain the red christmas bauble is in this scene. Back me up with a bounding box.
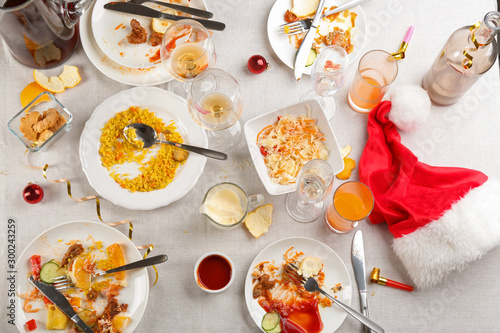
[23,183,44,204]
[247,55,270,74]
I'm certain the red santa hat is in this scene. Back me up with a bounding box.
[359,88,500,289]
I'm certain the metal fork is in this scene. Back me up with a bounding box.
[53,254,168,290]
[280,0,370,35]
[284,263,385,333]
[128,0,213,18]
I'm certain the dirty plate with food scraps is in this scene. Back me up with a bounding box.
[244,99,344,196]
[15,220,149,333]
[245,237,352,332]
[79,87,207,210]
[81,1,173,86]
[91,0,208,69]
[267,0,366,75]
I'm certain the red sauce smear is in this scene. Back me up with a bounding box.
[149,49,161,63]
[115,23,124,30]
[197,255,232,290]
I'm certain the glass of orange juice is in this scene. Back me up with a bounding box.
[324,181,374,234]
[347,50,398,113]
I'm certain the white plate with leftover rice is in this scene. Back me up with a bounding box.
[80,86,207,210]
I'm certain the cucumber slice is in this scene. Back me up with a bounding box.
[40,262,63,284]
[305,49,317,67]
[76,309,97,331]
[267,324,282,333]
[262,311,280,332]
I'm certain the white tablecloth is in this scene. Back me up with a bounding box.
[1,0,500,332]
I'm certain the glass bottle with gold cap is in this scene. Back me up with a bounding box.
[422,11,500,106]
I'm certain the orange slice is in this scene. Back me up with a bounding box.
[71,257,91,291]
[59,65,81,88]
[33,70,65,93]
[112,315,130,331]
[20,82,50,108]
[107,243,126,280]
[33,65,82,93]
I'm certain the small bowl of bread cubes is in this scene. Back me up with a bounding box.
[8,91,72,152]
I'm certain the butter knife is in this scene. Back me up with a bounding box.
[28,276,94,333]
[129,0,214,18]
[352,230,370,332]
[293,0,327,80]
[104,2,226,31]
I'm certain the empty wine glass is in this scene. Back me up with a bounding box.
[161,19,216,93]
[187,68,243,152]
[302,45,349,119]
[285,159,334,223]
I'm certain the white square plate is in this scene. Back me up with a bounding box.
[244,100,344,195]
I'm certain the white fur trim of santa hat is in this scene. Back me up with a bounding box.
[388,85,431,132]
[392,178,500,289]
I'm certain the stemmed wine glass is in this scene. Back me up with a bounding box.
[302,45,349,120]
[187,68,243,152]
[285,159,334,223]
[161,19,216,94]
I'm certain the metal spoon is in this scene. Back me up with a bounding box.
[123,123,228,160]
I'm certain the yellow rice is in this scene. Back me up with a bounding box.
[99,106,186,192]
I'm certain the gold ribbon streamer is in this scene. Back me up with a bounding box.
[24,151,158,286]
[462,22,481,69]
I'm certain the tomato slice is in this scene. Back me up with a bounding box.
[260,146,267,156]
[25,319,37,331]
[30,255,41,279]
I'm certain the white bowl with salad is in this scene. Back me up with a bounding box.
[244,99,344,196]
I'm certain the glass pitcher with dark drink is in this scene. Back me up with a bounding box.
[0,0,94,68]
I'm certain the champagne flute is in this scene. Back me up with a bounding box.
[285,159,334,223]
[187,68,243,152]
[302,45,349,119]
[161,19,216,93]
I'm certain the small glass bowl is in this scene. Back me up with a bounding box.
[7,92,73,152]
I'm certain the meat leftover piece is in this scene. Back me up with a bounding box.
[86,288,98,302]
[324,28,353,54]
[172,149,188,162]
[253,274,275,299]
[150,32,164,47]
[127,19,147,44]
[99,297,128,322]
[100,284,123,299]
[61,243,84,268]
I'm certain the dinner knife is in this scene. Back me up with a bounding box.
[28,276,94,333]
[352,230,370,333]
[293,0,327,80]
[104,2,226,31]
[129,0,214,18]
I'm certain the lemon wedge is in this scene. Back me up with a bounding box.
[152,8,177,34]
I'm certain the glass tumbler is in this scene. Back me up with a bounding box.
[324,181,374,233]
[347,50,398,113]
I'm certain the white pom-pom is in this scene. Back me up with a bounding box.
[388,85,431,132]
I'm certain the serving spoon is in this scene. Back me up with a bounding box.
[123,123,228,160]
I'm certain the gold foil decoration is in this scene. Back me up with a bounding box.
[24,151,159,286]
[462,22,481,69]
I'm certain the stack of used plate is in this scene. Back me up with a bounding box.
[80,0,208,86]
